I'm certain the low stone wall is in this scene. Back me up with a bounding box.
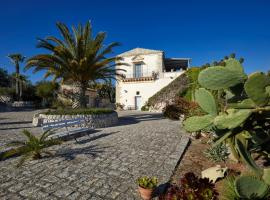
[34,112,118,128]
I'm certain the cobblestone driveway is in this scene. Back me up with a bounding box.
[0,110,187,199]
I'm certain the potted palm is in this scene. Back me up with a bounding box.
[137,176,158,200]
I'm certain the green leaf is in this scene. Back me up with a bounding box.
[213,131,234,147]
[183,115,215,132]
[263,168,270,185]
[225,58,244,73]
[214,109,252,129]
[244,72,270,106]
[235,176,269,199]
[198,66,246,90]
[195,88,217,115]
[235,138,262,175]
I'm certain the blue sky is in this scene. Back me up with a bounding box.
[0,0,269,83]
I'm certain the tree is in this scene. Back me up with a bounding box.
[25,21,125,108]
[35,81,59,107]
[93,80,116,103]
[8,54,25,100]
[0,67,11,87]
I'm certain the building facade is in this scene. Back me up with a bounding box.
[115,48,190,110]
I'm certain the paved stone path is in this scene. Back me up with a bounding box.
[0,110,187,199]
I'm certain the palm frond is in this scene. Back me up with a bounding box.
[5,141,26,147]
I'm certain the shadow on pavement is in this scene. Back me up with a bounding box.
[77,131,119,144]
[116,112,163,127]
[54,144,110,160]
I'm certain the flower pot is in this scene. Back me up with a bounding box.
[138,186,154,200]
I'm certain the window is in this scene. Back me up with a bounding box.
[134,63,142,78]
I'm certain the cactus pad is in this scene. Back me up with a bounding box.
[244,72,270,106]
[198,66,246,90]
[235,176,269,199]
[228,99,256,109]
[214,109,252,129]
[183,115,214,132]
[225,58,244,73]
[195,88,217,115]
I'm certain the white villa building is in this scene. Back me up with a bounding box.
[115,48,190,110]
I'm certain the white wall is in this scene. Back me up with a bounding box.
[116,71,185,110]
[118,53,164,76]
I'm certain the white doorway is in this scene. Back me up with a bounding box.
[135,96,142,110]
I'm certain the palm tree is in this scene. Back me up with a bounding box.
[25,21,125,108]
[8,54,25,101]
[2,130,61,167]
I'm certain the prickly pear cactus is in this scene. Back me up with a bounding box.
[214,109,252,129]
[183,115,215,132]
[244,72,270,106]
[225,58,244,73]
[183,57,270,174]
[195,88,217,115]
[198,66,246,90]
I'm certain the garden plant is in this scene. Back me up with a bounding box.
[183,57,270,175]
[137,176,158,200]
[221,170,270,200]
[2,130,61,167]
[159,172,218,200]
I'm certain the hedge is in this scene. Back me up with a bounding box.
[43,108,114,115]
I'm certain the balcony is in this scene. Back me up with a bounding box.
[121,72,158,82]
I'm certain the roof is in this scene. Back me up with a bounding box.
[117,48,163,57]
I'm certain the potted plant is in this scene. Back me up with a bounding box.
[137,176,158,200]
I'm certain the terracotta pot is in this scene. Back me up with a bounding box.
[138,186,154,200]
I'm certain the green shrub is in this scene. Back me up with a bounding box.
[51,99,72,109]
[0,87,15,96]
[137,176,158,189]
[35,81,59,107]
[44,108,114,115]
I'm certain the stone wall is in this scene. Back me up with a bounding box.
[35,112,118,128]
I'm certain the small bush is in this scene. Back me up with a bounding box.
[163,104,182,120]
[44,108,114,115]
[163,97,204,120]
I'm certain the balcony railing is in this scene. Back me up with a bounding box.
[121,72,159,82]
